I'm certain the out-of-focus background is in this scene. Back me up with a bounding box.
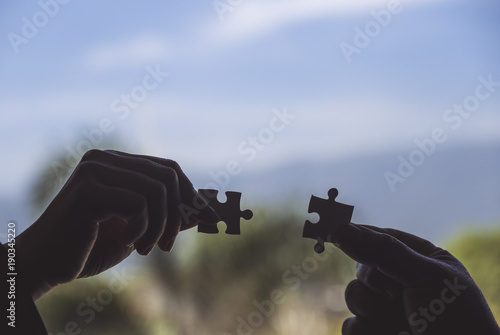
[1,0,499,334]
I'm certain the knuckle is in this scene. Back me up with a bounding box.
[151,180,168,202]
[103,149,120,155]
[164,159,180,170]
[342,316,356,334]
[161,166,179,184]
[356,264,370,280]
[81,149,103,161]
[380,233,399,247]
[74,161,101,179]
[344,280,360,300]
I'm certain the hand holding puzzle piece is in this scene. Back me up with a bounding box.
[302,188,354,253]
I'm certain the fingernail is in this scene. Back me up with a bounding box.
[165,239,175,252]
[140,245,154,256]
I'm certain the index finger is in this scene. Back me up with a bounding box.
[335,223,442,286]
[356,225,442,257]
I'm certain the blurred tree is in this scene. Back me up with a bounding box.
[36,273,144,335]
[148,207,355,334]
[446,225,500,321]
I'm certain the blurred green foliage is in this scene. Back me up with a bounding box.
[446,226,500,321]
[147,208,356,334]
[36,274,145,335]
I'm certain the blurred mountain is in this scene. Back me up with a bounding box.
[194,143,500,243]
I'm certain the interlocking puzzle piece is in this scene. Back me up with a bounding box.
[303,188,354,253]
[197,189,253,234]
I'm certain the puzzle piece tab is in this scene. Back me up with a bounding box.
[197,189,253,234]
[303,188,354,253]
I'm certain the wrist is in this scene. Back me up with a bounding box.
[14,221,56,301]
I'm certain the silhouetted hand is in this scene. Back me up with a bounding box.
[336,223,500,335]
[15,150,219,300]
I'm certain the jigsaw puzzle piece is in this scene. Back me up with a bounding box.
[198,189,253,235]
[303,188,354,253]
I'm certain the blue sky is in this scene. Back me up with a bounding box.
[0,0,499,199]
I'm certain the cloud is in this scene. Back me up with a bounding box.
[83,34,171,70]
[207,0,444,45]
